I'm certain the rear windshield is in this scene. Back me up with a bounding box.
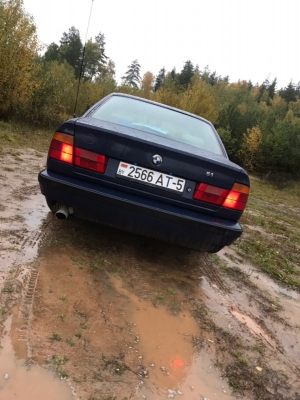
[90,96,224,155]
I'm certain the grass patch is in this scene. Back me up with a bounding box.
[49,332,62,341]
[234,178,300,290]
[51,355,69,378]
[167,288,175,295]
[253,345,265,355]
[236,235,300,289]
[2,281,14,293]
[0,120,53,151]
[65,338,75,347]
[57,314,66,321]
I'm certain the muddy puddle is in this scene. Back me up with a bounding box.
[0,149,75,399]
[111,276,233,399]
[0,149,48,279]
[0,314,75,399]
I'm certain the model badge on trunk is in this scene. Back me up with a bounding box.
[152,154,162,165]
[83,133,96,145]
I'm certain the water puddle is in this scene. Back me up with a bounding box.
[111,276,233,399]
[0,149,75,398]
[0,149,48,276]
[230,309,276,347]
[0,315,75,399]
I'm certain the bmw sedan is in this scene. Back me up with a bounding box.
[38,93,250,253]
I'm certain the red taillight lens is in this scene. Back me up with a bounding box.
[74,147,108,174]
[48,132,108,174]
[48,132,74,164]
[193,182,249,211]
[193,183,229,205]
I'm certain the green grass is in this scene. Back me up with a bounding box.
[235,178,300,290]
[236,235,300,288]
[2,281,14,293]
[167,288,176,295]
[65,338,75,347]
[0,120,53,151]
[51,355,69,378]
[57,314,66,321]
[253,345,265,355]
[49,332,62,341]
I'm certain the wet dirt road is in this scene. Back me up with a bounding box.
[1,148,300,400]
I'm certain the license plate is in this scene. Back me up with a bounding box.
[116,162,185,193]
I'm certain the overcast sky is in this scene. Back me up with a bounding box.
[23,0,299,89]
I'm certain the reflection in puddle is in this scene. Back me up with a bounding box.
[111,276,233,399]
[171,351,234,400]
[0,315,75,400]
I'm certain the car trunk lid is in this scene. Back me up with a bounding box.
[73,117,241,190]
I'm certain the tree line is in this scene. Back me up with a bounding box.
[1,0,300,177]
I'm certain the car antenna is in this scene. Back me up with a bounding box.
[73,0,95,118]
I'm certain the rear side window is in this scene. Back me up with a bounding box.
[91,96,224,155]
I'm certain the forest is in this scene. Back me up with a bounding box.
[1,0,300,178]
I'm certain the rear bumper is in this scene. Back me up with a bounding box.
[38,169,242,252]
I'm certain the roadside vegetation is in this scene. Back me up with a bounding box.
[1,0,300,178]
[227,179,300,290]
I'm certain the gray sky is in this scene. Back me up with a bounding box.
[23,0,300,89]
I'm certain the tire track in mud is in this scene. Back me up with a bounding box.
[0,168,48,355]
[123,253,152,299]
[12,184,40,199]
[212,251,300,382]
[5,226,44,357]
[197,253,230,294]
[18,264,40,357]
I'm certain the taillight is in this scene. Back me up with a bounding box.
[74,147,108,174]
[193,182,249,211]
[48,132,108,174]
[193,183,229,205]
[222,183,249,211]
[48,132,74,164]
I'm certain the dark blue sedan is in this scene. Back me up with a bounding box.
[38,93,250,252]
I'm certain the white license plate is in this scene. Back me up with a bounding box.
[116,162,185,193]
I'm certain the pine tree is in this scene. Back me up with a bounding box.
[59,26,83,78]
[95,32,108,65]
[154,67,165,92]
[279,81,297,103]
[44,43,59,62]
[178,60,194,88]
[122,60,141,88]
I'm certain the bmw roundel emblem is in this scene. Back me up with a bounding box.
[152,154,163,165]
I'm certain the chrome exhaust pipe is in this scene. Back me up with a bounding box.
[55,204,69,220]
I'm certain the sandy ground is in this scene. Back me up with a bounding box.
[0,147,300,400]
